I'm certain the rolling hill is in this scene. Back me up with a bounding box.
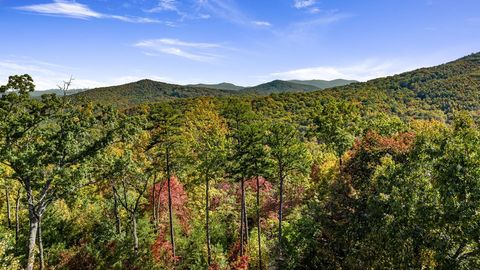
[187,80,356,92]
[69,52,480,113]
[30,88,88,97]
[69,78,355,105]
[288,79,357,89]
[239,80,319,94]
[187,82,244,91]
[300,52,480,120]
[70,79,235,106]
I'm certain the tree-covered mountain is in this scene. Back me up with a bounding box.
[288,79,357,89]
[305,52,480,120]
[68,79,350,105]
[187,82,244,91]
[239,80,319,94]
[187,80,356,92]
[69,53,480,119]
[71,79,235,106]
[30,88,88,97]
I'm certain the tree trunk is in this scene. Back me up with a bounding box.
[26,212,39,270]
[152,174,157,230]
[243,191,248,245]
[156,185,162,225]
[5,187,11,228]
[205,174,212,266]
[15,188,21,243]
[278,161,284,259]
[132,213,139,254]
[38,215,45,270]
[240,178,245,256]
[256,175,262,269]
[25,181,41,270]
[113,188,121,234]
[166,147,176,259]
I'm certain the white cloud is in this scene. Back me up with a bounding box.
[16,0,160,23]
[138,38,220,48]
[253,21,272,27]
[17,0,101,19]
[296,12,351,27]
[0,59,105,90]
[134,38,222,62]
[158,47,215,62]
[196,0,249,25]
[270,59,425,82]
[146,0,184,16]
[294,0,317,9]
[0,58,174,90]
[277,12,352,41]
[149,0,178,12]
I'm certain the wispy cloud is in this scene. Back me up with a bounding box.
[134,38,222,62]
[195,0,247,25]
[253,21,272,27]
[294,0,317,9]
[148,0,178,12]
[0,58,105,89]
[296,12,351,27]
[144,38,220,48]
[277,11,352,41]
[147,0,209,21]
[270,59,424,82]
[16,0,161,23]
[0,58,174,89]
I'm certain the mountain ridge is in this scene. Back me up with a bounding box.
[69,52,480,112]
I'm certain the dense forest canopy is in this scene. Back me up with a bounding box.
[1,52,480,270]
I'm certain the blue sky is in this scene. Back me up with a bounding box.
[0,0,479,89]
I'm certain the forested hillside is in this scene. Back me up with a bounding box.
[315,53,480,119]
[239,80,318,94]
[288,79,357,89]
[1,52,480,270]
[71,79,235,106]
[187,83,245,91]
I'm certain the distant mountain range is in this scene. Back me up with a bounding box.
[307,52,480,118]
[17,52,480,119]
[239,80,317,93]
[68,78,356,105]
[288,79,358,89]
[187,82,244,91]
[30,88,88,97]
[187,79,356,92]
[71,79,233,106]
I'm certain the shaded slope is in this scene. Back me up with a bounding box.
[187,82,244,91]
[71,79,235,106]
[288,79,357,89]
[240,80,318,94]
[304,52,480,119]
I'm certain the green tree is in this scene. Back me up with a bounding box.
[235,118,270,269]
[314,99,362,165]
[0,75,118,270]
[222,99,256,258]
[267,120,310,263]
[184,98,229,266]
[432,112,480,269]
[148,103,185,261]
